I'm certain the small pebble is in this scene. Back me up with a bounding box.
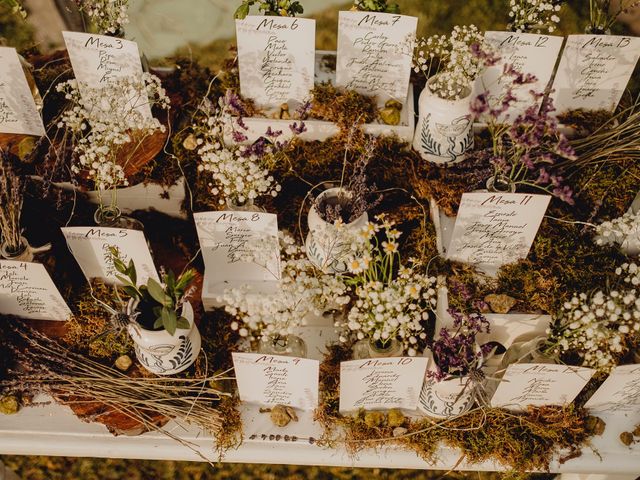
[485,294,518,314]
[633,424,640,437]
[585,416,606,436]
[114,355,132,372]
[620,431,634,446]
[269,404,298,427]
[182,134,198,151]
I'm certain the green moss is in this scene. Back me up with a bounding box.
[317,345,591,475]
[0,3,34,51]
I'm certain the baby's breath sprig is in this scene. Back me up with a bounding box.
[56,73,169,207]
[412,25,486,100]
[74,0,130,35]
[335,215,437,356]
[507,0,563,34]
[546,263,640,373]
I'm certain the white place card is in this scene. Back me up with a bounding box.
[584,365,640,414]
[478,32,563,120]
[446,193,550,266]
[194,211,280,297]
[232,352,319,410]
[0,261,71,321]
[491,363,595,411]
[62,31,151,118]
[235,16,315,108]
[61,226,159,286]
[336,11,417,103]
[0,47,45,136]
[339,357,428,413]
[551,35,640,114]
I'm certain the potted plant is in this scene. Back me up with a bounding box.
[193,91,299,212]
[111,250,201,375]
[0,155,50,261]
[306,137,381,273]
[419,309,494,418]
[411,25,487,165]
[470,79,576,202]
[222,232,349,357]
[336,216,438,358]
[587,0,640,34]
[55,73,170,227]
[544,262,640,374]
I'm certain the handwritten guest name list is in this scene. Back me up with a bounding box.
[61,227,159,286]
[0,261,71,321]
[336,11,417,103]
[584,365,640,415]
[235,16,315,108]
[478,32,563,121]
[62,31,152,119]
[194,211,280,296]
[446,193,551,266]
[0,47,45,136]
[491,363,594,411]
[339,357,428,413]
[232,352,319,409]
[551,35,640,114]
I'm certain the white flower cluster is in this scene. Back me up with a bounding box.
[56,73,169,192]
[548,263,640,372]
[222,233,350,340]
[76,0,130,35]
[508,0,562,33]
[335,216,437,356]
[195,100,281,206]
[595,210,640,249]
[413,25,485,100]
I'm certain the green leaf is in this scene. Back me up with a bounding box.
[153,317,164,329]
[122,285,140,299]
[234,2,250,19]
[162,308,177,335]
[112,255,128,275]
[127,259,137,285]
[115,274,135,287]
[176,316,190,330]
[165,270,175,293]
[146,278,167,304]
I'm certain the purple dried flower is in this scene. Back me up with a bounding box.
[289,121,307,135]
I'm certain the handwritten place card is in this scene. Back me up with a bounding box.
[62,31,151,119]
[584,365,640,414]
[336,11,416,103]
[0,47,45,136]
[232,352,319,410]
[61,227,158,286]
[446,193,550,267]
[550,35,640,114]
[478,32,563,120]
[0,261,71,321]
[235,16,315,108]
[491,363,595,411]
[194,211,280,297]
[339,357,428,413]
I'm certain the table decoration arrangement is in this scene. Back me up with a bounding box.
[1,0,640,475]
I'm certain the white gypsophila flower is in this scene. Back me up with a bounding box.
[75,0,130,35]
[56,73,170,192]
[221,232,350,342]
[507,0,563,34]
[412,25,485,100]
[334,216,437,356]
[194,96,281,205]
[595,210,640,249]
[548,264,640,372]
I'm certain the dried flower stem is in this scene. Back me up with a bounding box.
[0,154,24,253]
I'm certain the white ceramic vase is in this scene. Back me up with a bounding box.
[0,236,51,262]
[418,374,475,419]
[305,188,368,273]
[412,75,474,165]
[127,302,201,375]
